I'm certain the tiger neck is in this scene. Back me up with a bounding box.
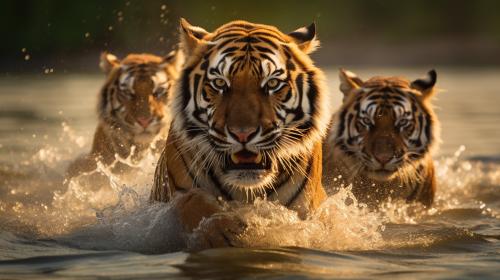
[166,129,326,217]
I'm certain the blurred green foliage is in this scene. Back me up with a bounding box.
[1,0,500,70]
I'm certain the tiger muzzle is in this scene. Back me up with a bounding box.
[372,136,397,165]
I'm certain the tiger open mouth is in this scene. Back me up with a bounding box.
[226,150,271,170]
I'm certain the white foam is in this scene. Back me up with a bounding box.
[1,124,498,253]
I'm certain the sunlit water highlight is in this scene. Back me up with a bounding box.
[0,69,499,279]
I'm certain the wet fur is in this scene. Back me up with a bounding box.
[150,19,332,248]
[323,70,439,207]
[66,52,183,179]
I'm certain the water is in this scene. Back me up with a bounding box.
[0,68,499,279]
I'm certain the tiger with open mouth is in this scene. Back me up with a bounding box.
[150,19,332,248]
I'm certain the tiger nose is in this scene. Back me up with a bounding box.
[373,137,395,164]
[136,116,153,128]
[228,126,258,143]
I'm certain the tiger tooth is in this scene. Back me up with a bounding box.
[255,153,262,164]
[231,153,239,164]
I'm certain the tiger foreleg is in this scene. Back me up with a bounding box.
[171,189,246,251]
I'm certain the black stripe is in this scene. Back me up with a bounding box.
[346,113,354,139]
[336,110,347,139]
[256,36,279,49]
[251,32,286,42]
[180,67,194,109]
[306,71,317,117]
[222,46,239,54]
[285,156,313,207]
[207,168,232,200]
[424,114,432,149]
[282,89,292,103]
[225,23,255,30]
[254,45,274,54]
[172,140,202,190]
[265,172,288,197]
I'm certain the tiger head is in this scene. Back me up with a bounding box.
[98,51,183,143]
[172,19,330,190]
[331,69,439,181]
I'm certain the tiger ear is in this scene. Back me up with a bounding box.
[339,68,363,98]
[411,69,437,98]
[99,52,120,74]
[288,23,319,54]
[179,18,209,57]
[161,49,185,72]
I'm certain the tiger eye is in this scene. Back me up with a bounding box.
[267,78,279,89]
[214,78,226,88]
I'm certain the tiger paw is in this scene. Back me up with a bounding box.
[172,189,223,233]
[187,213,247,251]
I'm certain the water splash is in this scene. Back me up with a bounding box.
[0,126,498,253]
[225,187,384,250]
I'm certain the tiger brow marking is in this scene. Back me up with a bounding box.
[256,36,279,49]
[254,45,275,54]
[250,29,287,41]
[213,32,248,41]
[226,23,256,30]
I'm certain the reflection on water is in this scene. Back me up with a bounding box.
[0,69,499,279]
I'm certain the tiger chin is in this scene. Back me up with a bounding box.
[323,69,440,208]
[65,50,184,181]
[151,19,332,250]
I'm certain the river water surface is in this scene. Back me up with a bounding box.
[0,68,499,279]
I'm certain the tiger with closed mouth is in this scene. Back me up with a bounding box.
[323,69,440,207]
[150,19,332,248]
[66,51,183,180]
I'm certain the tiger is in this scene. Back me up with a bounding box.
[65,51,183,180]
[323,69,440,207]
[150,19,332,248]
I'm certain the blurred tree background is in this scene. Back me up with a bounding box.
[1,0,499,74]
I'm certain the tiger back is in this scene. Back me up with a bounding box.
[323,69,440,207]
[151,19,332,220]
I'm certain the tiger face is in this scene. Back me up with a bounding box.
[173,19,330,191]
[99,51,183,143]
[332,69,439,181]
